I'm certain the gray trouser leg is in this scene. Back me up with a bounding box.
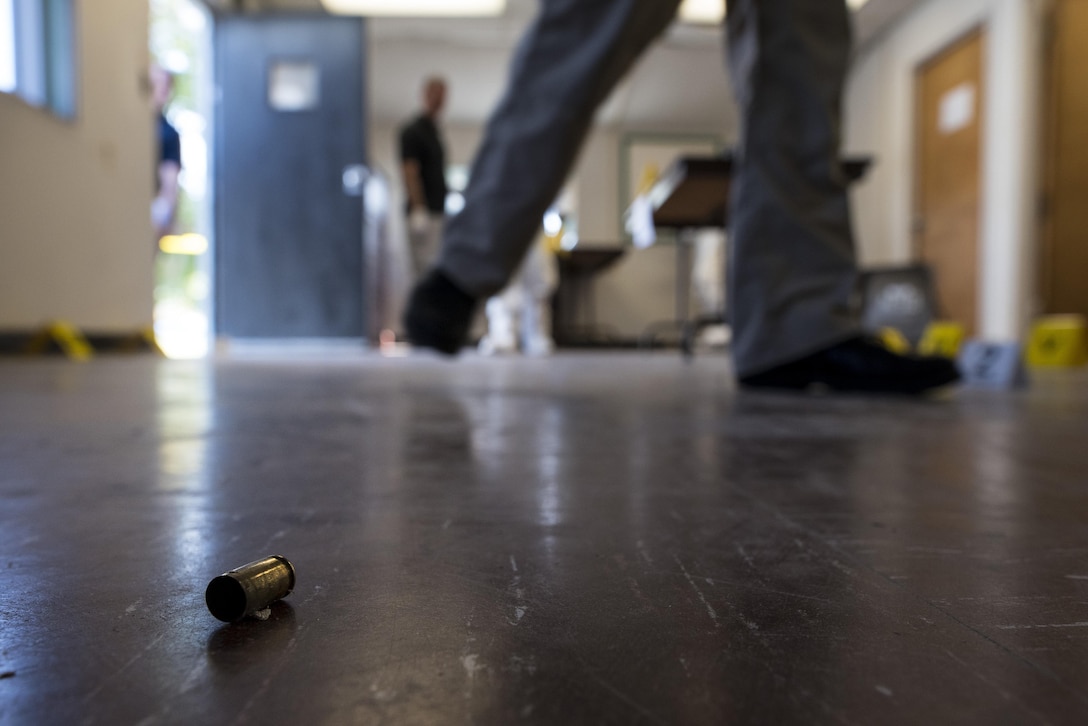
[726,0,861,377]
[439,0,681,298]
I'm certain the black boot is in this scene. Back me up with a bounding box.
[404,269,477,355]
[739,336,960,395]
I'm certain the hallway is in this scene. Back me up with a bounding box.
[2,353,1087,724]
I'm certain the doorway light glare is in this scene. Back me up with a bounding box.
[159,233,209,256]
[0,0,15,92]
[678,0,724,25]
[321,0,506,16]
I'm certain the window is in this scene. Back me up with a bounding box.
[0,0,76,118]
[268,60,320,112]
[0,0,14,92]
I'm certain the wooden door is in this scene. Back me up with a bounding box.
[1041,0,1088,316]
[914,30,985,333]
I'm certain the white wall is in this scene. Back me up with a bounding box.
[0,0,154,332]
[845,0,1045,340]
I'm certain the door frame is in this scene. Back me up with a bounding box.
[1039,2,1059,314]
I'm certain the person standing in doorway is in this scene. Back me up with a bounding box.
[399,76,449,279]
[150,63,181,242]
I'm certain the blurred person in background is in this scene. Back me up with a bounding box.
[150,63,181,242]
[399,76,449,279]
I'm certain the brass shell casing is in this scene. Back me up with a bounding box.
[205,555,296,622]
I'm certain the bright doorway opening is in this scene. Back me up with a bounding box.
[150,0,213,359]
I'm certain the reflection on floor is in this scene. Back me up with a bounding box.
[2,353,1088,724]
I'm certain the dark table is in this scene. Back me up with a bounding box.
[552,247,626,347]
[648,155,873,230]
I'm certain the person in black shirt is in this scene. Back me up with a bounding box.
[150,64,181,240]
[399,77,448,278]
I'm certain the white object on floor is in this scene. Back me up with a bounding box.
[480,242,557,356]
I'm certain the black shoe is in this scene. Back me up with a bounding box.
[404,268,477,355]
[739,336,960,395]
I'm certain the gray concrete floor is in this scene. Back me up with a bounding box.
[2,352,1088,725]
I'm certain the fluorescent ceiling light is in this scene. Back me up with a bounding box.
[322,0,505,16]
[679,0,871,25]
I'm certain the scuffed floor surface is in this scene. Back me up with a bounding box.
[2,352,1088,725]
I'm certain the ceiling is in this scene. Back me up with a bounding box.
[203,0,924,128]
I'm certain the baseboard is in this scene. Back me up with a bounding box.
[0,326,161,357]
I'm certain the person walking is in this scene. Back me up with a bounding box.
[405,0,959,394]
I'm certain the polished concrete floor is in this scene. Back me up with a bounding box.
[2,352,1088,725]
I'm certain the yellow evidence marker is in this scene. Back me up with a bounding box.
[877,327,912,355]
[1026,315,1088,368]
[918,321,966,359]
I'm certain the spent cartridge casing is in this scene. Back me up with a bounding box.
[205,555,295,622]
